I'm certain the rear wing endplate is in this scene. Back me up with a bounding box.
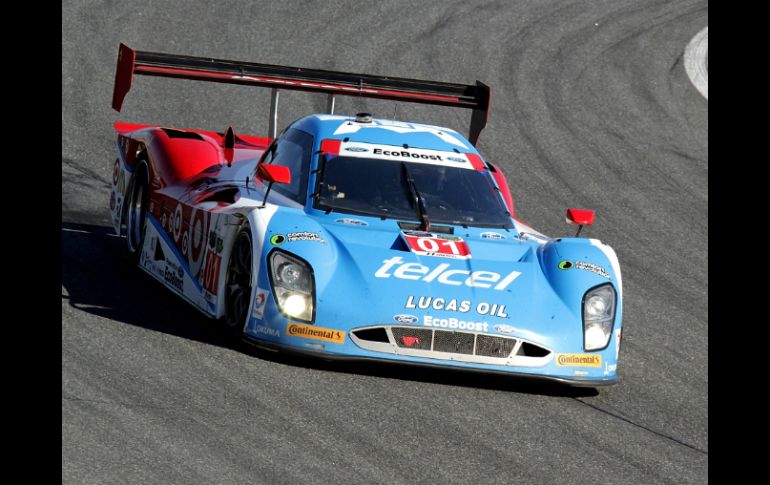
[112,43,491,145]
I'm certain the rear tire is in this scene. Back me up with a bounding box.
[224,224,253,333]
[125,162,149,260]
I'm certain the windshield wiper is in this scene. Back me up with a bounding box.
[400,162,431,231]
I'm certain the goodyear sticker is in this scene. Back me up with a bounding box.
[287,323,345,344]
[555,353,602,368]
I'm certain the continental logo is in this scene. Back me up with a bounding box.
[287,323,345,344]
[555,354,602,368]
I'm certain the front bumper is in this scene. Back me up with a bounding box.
[242,326,619,388]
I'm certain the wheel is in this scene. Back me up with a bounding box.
[224,225,253,332]
[125,161,149,258]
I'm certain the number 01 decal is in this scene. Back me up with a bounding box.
[401,232,472,259]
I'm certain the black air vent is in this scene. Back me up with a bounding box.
[352,328,389,343]
[161,128,204,140]
[199,188,239,204]
[518,342,550,357]
[397,222,454,234]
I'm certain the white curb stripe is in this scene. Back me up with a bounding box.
[684,26,708,99]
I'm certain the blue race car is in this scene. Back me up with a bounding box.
[110,45,622,387]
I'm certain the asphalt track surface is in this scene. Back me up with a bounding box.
[62,1,708,483]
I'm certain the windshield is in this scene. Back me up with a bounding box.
[314,156,513,228]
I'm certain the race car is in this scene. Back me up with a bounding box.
[110,44,623,386]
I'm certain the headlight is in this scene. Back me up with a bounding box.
[269,250,315,322]
[582,284,616,351]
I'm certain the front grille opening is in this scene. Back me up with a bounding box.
[476,335,515,358]
[391,327,432,350]
[518,342,550,357]
[352,327,389,343]
[433,330,474,354]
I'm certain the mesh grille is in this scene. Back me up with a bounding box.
[353,326,541,362]
[392,327,433,350]
[433,330,475,354]
[475,335,516,358]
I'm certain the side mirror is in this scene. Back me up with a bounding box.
[565,208,595,237]
[257,163,291,184]
[256,164,291,207]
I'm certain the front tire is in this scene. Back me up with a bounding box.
[224,225,253,332]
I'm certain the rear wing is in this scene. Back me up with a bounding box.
[112,43,491,145]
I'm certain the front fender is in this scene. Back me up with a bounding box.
[540,237,623,325]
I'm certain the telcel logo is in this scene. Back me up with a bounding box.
[374,256,521,290]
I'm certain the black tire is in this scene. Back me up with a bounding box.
[224,224,253,333]
[125,161,149,260]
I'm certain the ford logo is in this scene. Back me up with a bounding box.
[393,314,418,324]
[335,218,368,226]
[494,324,517,334]
[344,146,368,152]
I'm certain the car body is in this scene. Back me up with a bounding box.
[110,45,623,386]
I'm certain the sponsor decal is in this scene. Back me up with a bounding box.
[405,296,508,318]
[574,261,610,279]
[253,288,268,319]
[337,141,473,168]
[573,370,589,376]
[287,232,325,243]
[604,362,617,375]
[424,316,488,332]
[164,265,184,292]
[202,251,221,295]
[335,218,368,226]
[402,231,471,260]
[172,204,183,241]
[255,325,280,338]
[208,230,224,254]
[493,324,518,334]
[480,231,506,240]
[270,234,286,245]
[519,232,549,245]
[287,323,345,344]
[376,256,521,290]
[393,314,418,324]
[186,207,211,278]
[555,354,602,368]
[558,260,611,279]
[373,147,444,161]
